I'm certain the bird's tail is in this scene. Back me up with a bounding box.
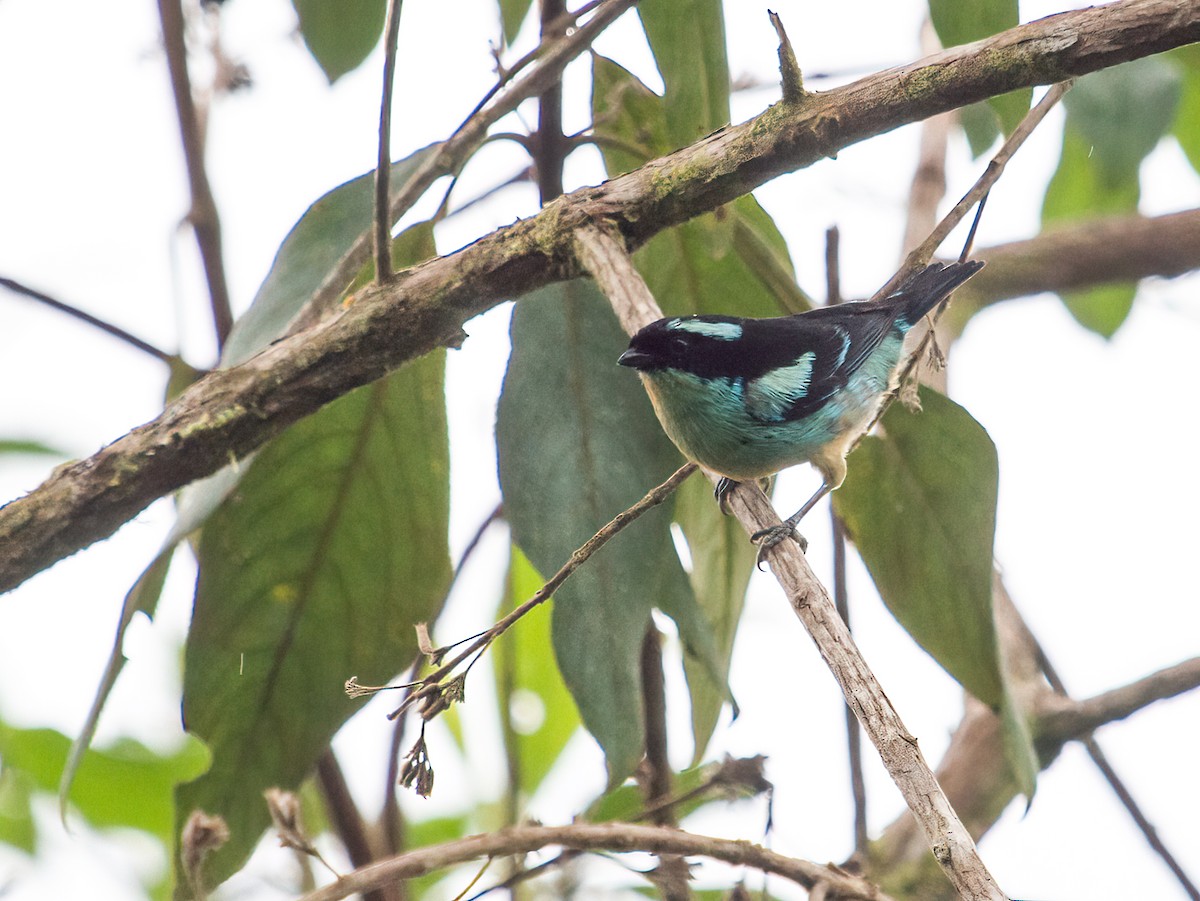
[891,260,985,327]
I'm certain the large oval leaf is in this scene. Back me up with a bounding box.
[834,387,1001,707]
[175,355,451,888]
[496,281,693,785]
[1042,58,1182,337]
[637,0,729,144]
[222,147,439,369]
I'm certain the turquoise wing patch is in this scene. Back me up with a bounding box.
[745,353,814,422]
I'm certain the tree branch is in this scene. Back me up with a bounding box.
[944,207,1200,332]
[2,0,1197,593]
[292,822,895,901]
[1038,656,1200,742]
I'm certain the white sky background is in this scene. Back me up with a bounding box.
[1,0,1199,898]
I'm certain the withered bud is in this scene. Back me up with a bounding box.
[180,809,229,896]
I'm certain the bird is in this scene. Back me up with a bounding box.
[617,260,985,561]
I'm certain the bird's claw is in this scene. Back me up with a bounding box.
[714,477,737,516]
[750,523,808,570]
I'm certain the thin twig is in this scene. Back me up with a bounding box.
[293,821,896,901]
[865,81,1072,438]
[1,277,175,364]
[156,0,233,349]
[350,464,696,720]
[638,623,692,901]
[534,0,568,203]
[374,0,405,283]
[885,81,1073,301]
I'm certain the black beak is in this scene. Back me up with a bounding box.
[617,348,654,369]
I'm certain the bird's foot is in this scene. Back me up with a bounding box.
[750,522,808,570]
[714,477,738,515]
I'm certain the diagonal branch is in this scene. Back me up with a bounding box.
[2,0,1198,593]
[576,222,1007,900]
[292,822,895,901]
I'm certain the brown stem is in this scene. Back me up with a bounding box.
[535,0,569,203]
[293,822,895,901]
[374,0,405,283]
[316,750,398,901]
[638,623,691,901]
[824,226,869,860]
[1038,657,1200,741]
[156,0,233,348]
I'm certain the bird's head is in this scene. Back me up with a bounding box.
[618,316,745,375]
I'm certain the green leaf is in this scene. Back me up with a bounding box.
[493,545,582,795]
[496,281,690,785]
[928,0,1015,48]
[57,170,435,835]
[1059,282,1136,341]
[591,55,806,320]
[1043,128,1141,337]
[1170,46,1200,174]
[673,476,754,761]
[221,146,439,368]
[1062,57,1182,187]
[0,439,64,456]
[0,720,209,840]
[176,229,451,892]
[928,0,1027,145]
[958,101,1001,157]
[836,391,1035,795]
[291,0,387,83]
[637,0,730,146]
[497,0,534,45]
[1000,679,1039,802]
[833,387,1002,707]
[0,768,36,854]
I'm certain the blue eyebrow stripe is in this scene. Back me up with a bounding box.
[668,319,744,341]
